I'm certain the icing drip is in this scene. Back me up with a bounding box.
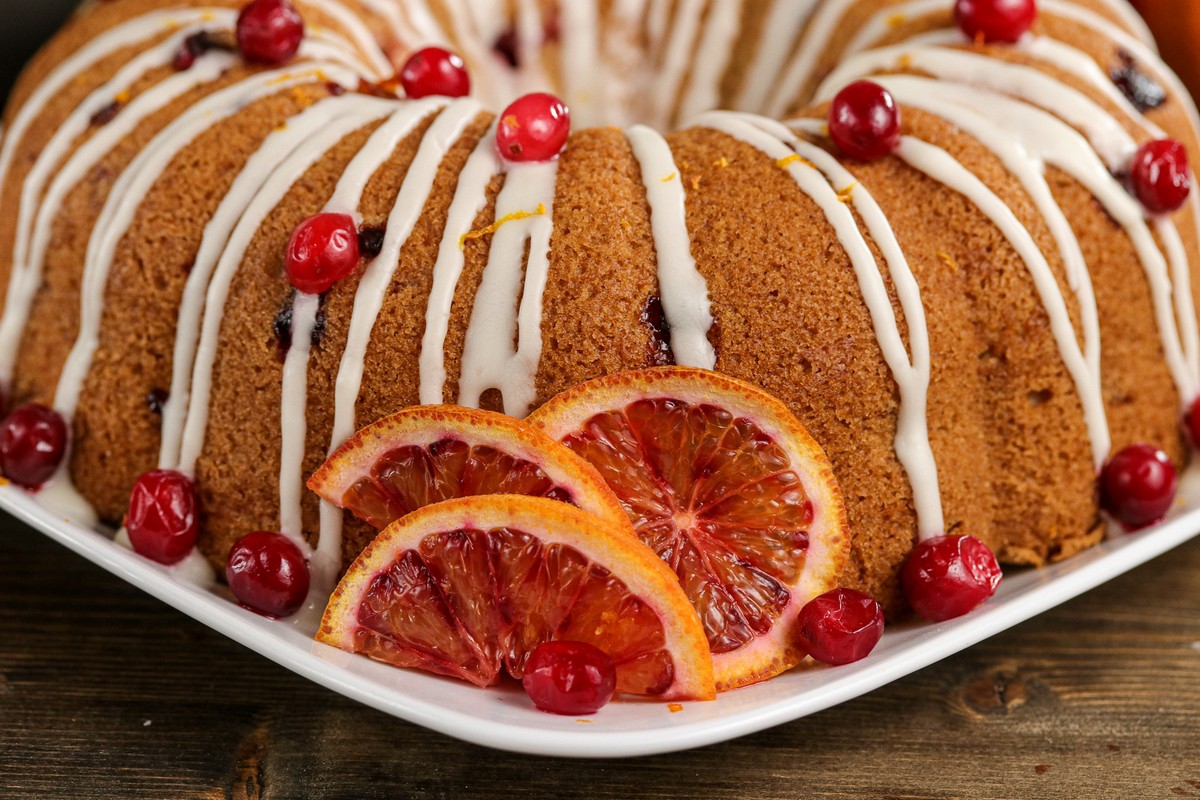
[733,0,819,114]
[696,111,945,537]
[175,96,399,477]
[457,160,559,416]
[299,0,394,79]
[650,0,706,130]
[676,0,744,124]
[892,134,1113,460]
[625,124,716,370]
[0,32,240,386]
[418,127,501,404]
[279,290,322,542]
[159,93,394,470]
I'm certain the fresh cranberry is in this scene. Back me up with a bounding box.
[0,403,67,489]
[828,81,901,161]
[795,588,885,666]
[1185,396,1200,449]
[496,93,571,163]
[399,47,470,99]
[902,535,1002,622]
[237,0,304,66]
[1128,139,1192,214]
[954,0,1037,43]
[285,213,360,294]
[522,641,616,715]
[127,470,199,565]
[226,531,310,617]
[1099,443,1177,530]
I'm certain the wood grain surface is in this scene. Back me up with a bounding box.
[2,515,1199,799]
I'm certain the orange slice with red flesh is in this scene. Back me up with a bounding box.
[527,367,851,691]
[307,405,630,532]
[317,495,715,701]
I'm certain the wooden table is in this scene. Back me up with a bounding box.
[2,514,1199,799]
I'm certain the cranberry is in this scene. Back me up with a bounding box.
[127,470,199,565]
[954,0,1037,44]
[285,213,360,294]
[1099,443,1177,530]
[902,535,1002,622]
[496,93,571,163]
[1128,139,1192,214]
[1185,396,1200,449]
[522,641,616,715]
[399,47,470,99]
[795,588,885,666]
[226,531,310,617]
[828,81,901,161]
[237,0,304,66]
[0,403,67,489]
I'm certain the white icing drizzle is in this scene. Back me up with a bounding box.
[763,0,856,119]
[558,0,600,128]
[624,124,716,369]
[457,160,559,416]
[676,0,744,124]
[696,111,945,536]
[418,126,500,404]
[893,133,1113,459]
[278,97,448,557]
[175,96,396,479]
[52,63,359,422]
[733,0,819,114]
[158,93,390,469]
[299,0,394,79]
[0,37,240,386]
[650,0,706,130]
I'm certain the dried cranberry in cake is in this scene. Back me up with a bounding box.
[399,47,471,99]
[285,213,360,294]
[226,531,310,618]
[828,81,900,161]
[954,0,1037,44]
[0,404,67,489]
[496,92,571,163]
[795,588,884,666]
[237,0,304,66]
[1099,443,1177,531]
[523,641,617,715]
[902,535,1001,622]
[126,470,199,565]
[1128,139,1192,214]
[1110,50,1167,114]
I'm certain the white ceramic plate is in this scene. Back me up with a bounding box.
[6,477,1200,759]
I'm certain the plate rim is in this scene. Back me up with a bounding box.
[5,482,1199,759]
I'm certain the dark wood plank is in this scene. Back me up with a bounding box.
[2,513,1199,799]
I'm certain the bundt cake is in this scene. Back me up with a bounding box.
[1,0,1197,615]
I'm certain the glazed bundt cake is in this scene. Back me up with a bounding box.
[1,0,1196,614]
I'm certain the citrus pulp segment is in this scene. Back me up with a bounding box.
[308,405,630,531]
[317,495,715,701]
[527,367,851,690]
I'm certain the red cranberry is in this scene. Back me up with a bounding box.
[522,641,616,715]
[954,0,1037,44]
[1185,396,1200,448]
[1128,139,1192,214]
[237,0,304,66]
[127,470,199,565]
[496,93,571,163]
[795,588,885,666]
[226,531,310,617]
[285,213,360,294]
[0,403,67,489]
[1099,443,1177,530]
[828,81,901,161]
[399,47,470,99]
[902,535,1002,622]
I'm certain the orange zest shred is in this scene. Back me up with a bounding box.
[668,703,684,713]
[459,203,547,248]
[837,183,857,203]
[887,13,907,28]
[938,251,959,273]
[776,153,814,170]
[713,156,730,168]
[661,172,678,183]
[691,175,702,191]
[897,53,914,70]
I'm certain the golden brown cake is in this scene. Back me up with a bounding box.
[1,0,1196,613]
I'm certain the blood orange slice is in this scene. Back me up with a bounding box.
[527,367,850,691]
[317,495,715,701]
[308,405,629,532]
